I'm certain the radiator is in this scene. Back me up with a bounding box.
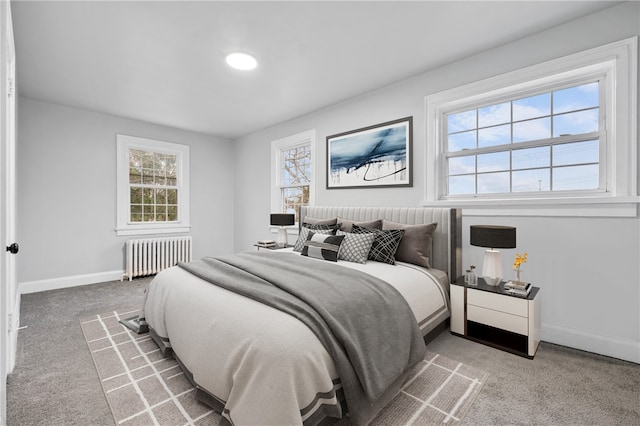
[123,236,192,281]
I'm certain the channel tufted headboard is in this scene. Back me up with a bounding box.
[299,206,462,283]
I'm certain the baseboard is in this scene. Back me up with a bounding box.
[542,322,640,364]
[18,270,124,295]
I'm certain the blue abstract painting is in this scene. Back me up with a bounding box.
[327,117,412,188]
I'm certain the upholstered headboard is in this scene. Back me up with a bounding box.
[299,206,462,283]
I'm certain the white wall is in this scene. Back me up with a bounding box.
[232,2,640,363]
[17,98,234,291]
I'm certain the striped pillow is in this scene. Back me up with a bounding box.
[293,225,338,252]
[301,232,345,262]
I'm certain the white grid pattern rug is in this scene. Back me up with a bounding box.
[81,308,488,425]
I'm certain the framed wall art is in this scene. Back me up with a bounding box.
[326,116,412,189]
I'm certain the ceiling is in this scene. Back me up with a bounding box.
[11,1,620,140]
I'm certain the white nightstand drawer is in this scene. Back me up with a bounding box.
[468,288,527,317]
[468,305,529,335]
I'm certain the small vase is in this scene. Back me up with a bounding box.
[516,268,523,283]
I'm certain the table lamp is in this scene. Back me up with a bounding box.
[270,213,295,247]
[470,225,516,286]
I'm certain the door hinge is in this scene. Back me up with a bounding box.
[8,313,21,333]
[8,77,15,98]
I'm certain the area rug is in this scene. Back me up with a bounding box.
[81,308,488,425]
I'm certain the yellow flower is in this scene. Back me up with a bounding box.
[513,252,528,270]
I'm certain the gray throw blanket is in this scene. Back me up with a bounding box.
[179,251,426,425]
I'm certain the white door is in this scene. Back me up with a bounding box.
[1,2,17,424]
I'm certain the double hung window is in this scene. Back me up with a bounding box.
[271,130,315,223]
[116,134,190,236]
[425,37,637,215]
[128,149,179,222]
[446,79,603,196]
[280,144,311,219]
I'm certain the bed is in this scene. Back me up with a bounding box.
[142,206,461,426]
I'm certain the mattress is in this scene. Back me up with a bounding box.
[143,250,450,425]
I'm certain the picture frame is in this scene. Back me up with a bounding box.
[326,116,412,189]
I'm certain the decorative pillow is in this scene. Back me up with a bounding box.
[293,226,337,252]
[336,230,375,264]
[302,217,338,226]
[382,220,438,268]
[338,218,383,233]
[352,224,405,265]
[302,232,345,262]
[302,222,341,231]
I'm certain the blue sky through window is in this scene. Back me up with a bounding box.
[446,81,601,194]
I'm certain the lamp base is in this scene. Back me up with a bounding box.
[482,249,503,286]
[276,227,288,248]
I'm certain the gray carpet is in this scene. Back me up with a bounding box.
[7,277,640,425]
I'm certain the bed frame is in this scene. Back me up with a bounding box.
[300,206,462,343]
[138,206,462,425]
[300,206,462,281]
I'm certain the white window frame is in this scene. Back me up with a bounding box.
[116,134,190,236]
[424,37,638,217]
[270,129,316,233]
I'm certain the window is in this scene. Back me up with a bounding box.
[280,144,311,219]
[446,80,603,196]
[128,149,179,222]
[116,134,190,236]
[271,130,316,223]
[425,37,637,216]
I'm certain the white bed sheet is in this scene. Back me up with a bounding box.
[271,248,450,334]
[143,251,450,425]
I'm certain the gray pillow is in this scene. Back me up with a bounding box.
[382,220,438,268]
[336,230,375,264]
[338,218,383,233]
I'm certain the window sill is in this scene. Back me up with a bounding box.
[116,224,191,237]
[421,196,640,218]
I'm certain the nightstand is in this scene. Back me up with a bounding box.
[450,277,541,358]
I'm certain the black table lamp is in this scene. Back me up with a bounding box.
[470,225,516,286]
[270,213,295,247]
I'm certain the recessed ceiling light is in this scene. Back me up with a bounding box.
[225,52,257,71]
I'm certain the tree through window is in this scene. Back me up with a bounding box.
[271,130,315,224]
[280,144,311,221]
[128,149,179,222]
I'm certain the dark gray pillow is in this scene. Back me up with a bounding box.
[352,224,404,265]
[338,218,383,233]
[301,232,345,262]
[382,220,438,268]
